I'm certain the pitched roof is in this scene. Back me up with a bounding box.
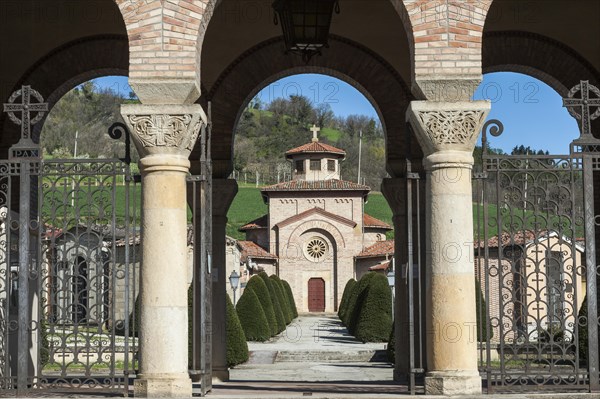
[262,179,370,192]
[240,214,268,231]
[356,240,395,258]
[478,230,585,252]
[237,240,278,263]
[275,207,357,229]
[369,261,391,271]
[363,213,392,230]
[285,141,346,157]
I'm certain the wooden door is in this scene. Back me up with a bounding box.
[308,278,325,312]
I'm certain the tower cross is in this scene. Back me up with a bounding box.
[310,124,320,142]
[3,85,48,141]
[563,80,600,138]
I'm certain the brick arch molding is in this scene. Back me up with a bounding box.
[482,30,600,134]
[198,35,416,178]
[0,35,129,154]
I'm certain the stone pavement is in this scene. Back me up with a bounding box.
[207,314,402,398]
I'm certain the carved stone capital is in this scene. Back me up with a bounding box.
[407,101,490,157]
[121,104,207,159]
[129,78,200,105]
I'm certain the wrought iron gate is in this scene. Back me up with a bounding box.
[0,87,140,396]
[474,81,600,392]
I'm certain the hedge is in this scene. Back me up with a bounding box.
[258,272,286,333]
[246,275,278,336]
[226,294,249,367]
[282,280,298,318]
[347,272,377,335]
[338,279,357,325]
[354,272,392,342]
[475,279,492,341]
[236,286,271,342]
[387,322,395,363]
[578,295,589,362]
[270,275,293,324]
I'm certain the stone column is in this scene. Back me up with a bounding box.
[210,179,238,382]
[121,104,206,397]
[407,101,490,395]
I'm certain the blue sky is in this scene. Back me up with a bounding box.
[94,72,580,154]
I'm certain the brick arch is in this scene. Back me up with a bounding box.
[198,35,415,178]
[401,0,494,91]
[483,31,600,97]
[0,35,129,154]
[482,31,600,135]
[287,220,346,251]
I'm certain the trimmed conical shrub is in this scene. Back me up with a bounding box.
[347,272,377,335]
[226,294,249,367]
[338,278,357,325]
[578,295,588,363]
[282,279,298,318]
[236,286,270,342]
[246,275,278,336]
[355,272,392,342]
[475,278,493,341]
[387,322,395,363]
[270,275,293,324]
[259,272,286,333]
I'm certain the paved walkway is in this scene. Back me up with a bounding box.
[209,314,401,397]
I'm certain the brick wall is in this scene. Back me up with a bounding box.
[114,0,216,81]
[401,0,493,79]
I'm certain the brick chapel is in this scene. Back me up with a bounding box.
[240,126,394,313]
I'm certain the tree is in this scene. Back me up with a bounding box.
[270,275,293,324]
[236,287,271,342]
[226,294,249,367]
[354,273,392,342]
[246,275,278,336]
[338,279,357,325]
[258,272,286,333]
[282,280,298,318]
[346,272,377,335]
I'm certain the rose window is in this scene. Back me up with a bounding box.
[305,237,328,260]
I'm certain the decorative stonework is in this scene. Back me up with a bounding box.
[304,237,328,261]
[127,114,200,150]
[416,110,487,146]
[121,104,207,158]
[407,101,491,156]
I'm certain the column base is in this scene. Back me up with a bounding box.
[212,368,230,383]
[424,370,481,395]
[134,374,192,397]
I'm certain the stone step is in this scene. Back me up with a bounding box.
[275,349,388,363]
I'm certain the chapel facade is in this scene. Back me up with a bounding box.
[241,126,392,313]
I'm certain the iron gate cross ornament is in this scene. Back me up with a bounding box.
[563,80,600,140]
[3,85,47,159]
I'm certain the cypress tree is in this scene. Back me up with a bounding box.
[258,272,286,332]
[236,286,271,342]
[246,275,278,336]
[338,278,357,325]
[282,280,298,318]
[347,272,377,335]
[226,294,249,366]
[270,275,293,324]
[355,272,392,342]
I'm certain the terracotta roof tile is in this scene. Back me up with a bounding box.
[286,141,346,157]
[240,214,268,231]
[356,240,395,258]
[262,179,370,192]
[237,241,278,263]
[363,213,392,230]
[478,230,545,249]
[369,261,391,271]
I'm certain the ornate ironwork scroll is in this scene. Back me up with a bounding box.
[0,86,140,396]
[474,81,600,393]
